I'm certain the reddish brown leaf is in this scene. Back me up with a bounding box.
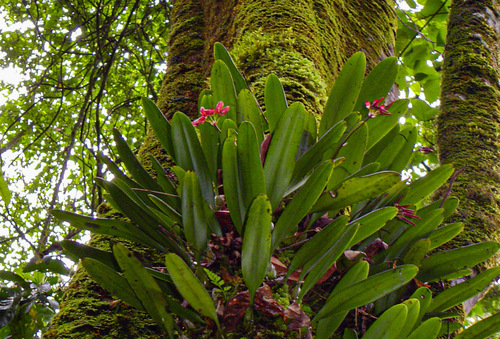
[284,302,311,330]
[222,291,250,331]
[271,256,288,274]
[316,263,337,284]
[254,284,285,317]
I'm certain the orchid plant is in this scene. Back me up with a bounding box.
[50,43,500,338]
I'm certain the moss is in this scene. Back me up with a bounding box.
[437,0,500,269]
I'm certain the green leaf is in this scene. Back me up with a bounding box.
[0,168,11,206]
[0,271,30,291]
[50,210,169,254]
[327,123,367,190]
[264,102,306,210]
[408,317,441,339]
[311,171,401,213]
[455,312,500,339]
[399,299,421,338]
[211,60,238,122]
[112,128,162,191]
[291,120,347,186]
[409,287,433,327]
[287,216,349,277]
[182,171,217,253]
[314,265,418,321]
[366,99,409,150]
[148,155,181,212]
[214,42,248,95]
[142,97,175,160]
[222,135,244,234]
[410,98,439,121]
[354,56,399,114]
[362,304,407,339]
[113,243,174,336]
[171,112,214,206]
[82,258,144,311]
[237,89,264,144]
[238,122,267,216]
[241,195,272,303]
[319,52,366,136]
[264,74,288,133]
[400,164,454,205]
[298,223,359,300]
[428,222,464,250]
[316,261,369,339]
[403,239,431,266]
[61,240,119,271]
[428,267,500,313]
[164,253,219,324]
[375,125,417,172]
[199,123,220,184]
[348,207,398,247]
[417,242,500,282]
[272,160,334,248]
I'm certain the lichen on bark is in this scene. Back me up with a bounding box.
[437,0,500,264]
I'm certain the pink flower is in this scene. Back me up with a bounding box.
[192,101,230,127]
[214,101,230,116]
[365,97,393,118]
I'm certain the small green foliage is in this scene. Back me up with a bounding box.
[204,268,231,300]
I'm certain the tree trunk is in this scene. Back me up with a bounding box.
[437,0,500,262]
[44,0,396,337]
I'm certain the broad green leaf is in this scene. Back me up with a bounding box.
[0,271,30,291]
[417,242,500,282]
[171,166,186,195]
[238,122,267,215]
[403,239,431,266]
[327,123,367,190]
[199,122,220,183]
[98,153,140,189]
[363,125,400,166]
[142,97,175,160]
[50,210,169,254]
[237,89,264,144]
[0,168,11,206]
[112,128,162,191]
[400,164,454,205]
[222,135,244,233]
[354,56,399,114]
[98,180,187,257]
[362,304,407,339]
[241,195,272,303]
[409,287,432,327]
[148,155,181,211]
[343,328,358,339]
[61,240,119,271]
[410,98,439,121]
[264,74,288,133]
[287,216,349,277]
[182,171,217,253]
[348,207,398,247]
[428,222,464,250]
[298,223,359,300]
[298,112,318,158]
[399,299,421,338]
[165,253,219,325]
[214,42,248,95]
[264,102,305,210]
[386,209,443,261]
[316,261,369,339]
[319,52,366,136]
[314,265,418,321]
[114,243,174,336]
[291,120,346,186]
[455,312,500,339]
[375,125,417,172]
[211,60,237,122]
[82,258,144,311]
[366,99,408,150]
[171,112,214,206]
[272,160,334,248]
[311,171,401,213]
[148,194,182,225]
[408,317,441,339]
[428,267,500,313]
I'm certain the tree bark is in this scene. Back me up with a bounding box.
[44,0,396,337]
[437,0,500,261]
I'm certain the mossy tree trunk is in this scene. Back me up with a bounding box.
[437,1,500,264]
[44,1,396,337]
